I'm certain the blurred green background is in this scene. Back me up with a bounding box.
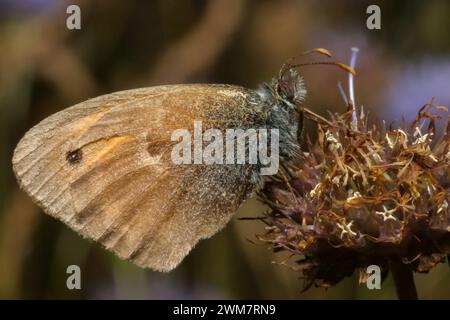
[0,0,449,299]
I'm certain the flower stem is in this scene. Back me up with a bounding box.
[390,259,418,300]
[348,47,359,129]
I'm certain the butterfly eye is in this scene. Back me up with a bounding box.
[277,80,294,101]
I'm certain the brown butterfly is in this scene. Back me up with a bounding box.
[12,52,353,271]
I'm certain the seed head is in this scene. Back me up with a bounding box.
[258,103,449,290]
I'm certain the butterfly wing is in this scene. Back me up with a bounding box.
[12,84,264,271]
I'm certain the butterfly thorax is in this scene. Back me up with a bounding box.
[256,70,306,164]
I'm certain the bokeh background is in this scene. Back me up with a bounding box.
[1,0,449,299]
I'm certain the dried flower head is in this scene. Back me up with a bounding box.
[258,102,449,292]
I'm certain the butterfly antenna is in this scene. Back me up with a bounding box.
[279,48,334,79]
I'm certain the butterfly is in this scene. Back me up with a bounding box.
[12,50,352,271]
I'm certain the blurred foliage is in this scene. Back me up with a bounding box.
[0,0,449,299]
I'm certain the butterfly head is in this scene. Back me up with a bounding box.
[274,67,306,108]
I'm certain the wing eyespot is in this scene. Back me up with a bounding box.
[66,149,83,164]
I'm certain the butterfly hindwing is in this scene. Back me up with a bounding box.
[12,84,264,271]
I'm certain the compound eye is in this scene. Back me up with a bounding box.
[277,80,294,100]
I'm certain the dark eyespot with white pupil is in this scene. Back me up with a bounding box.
[66,149,82,164]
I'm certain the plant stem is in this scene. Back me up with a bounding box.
[348,47,359,129]
[390,259,418,300]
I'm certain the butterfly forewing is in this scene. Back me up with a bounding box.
[12,84,263,271]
